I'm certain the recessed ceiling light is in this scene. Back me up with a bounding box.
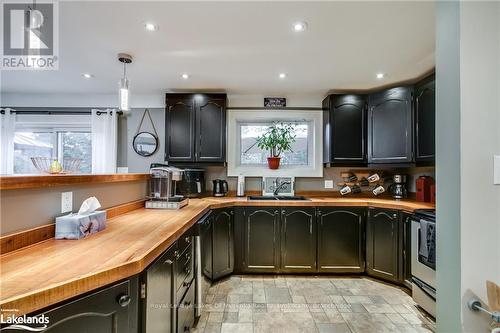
[144,22,158,31]
[279,73,287,79]
[293,22,307,32]
[82,73,94,79]
[181,73,189,79]
[376,73,385,79]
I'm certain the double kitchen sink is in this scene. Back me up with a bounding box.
[247,195,310,201]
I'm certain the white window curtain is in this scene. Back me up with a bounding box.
[0,108,16,174]
[91,109,117,174]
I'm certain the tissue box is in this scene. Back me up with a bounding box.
[55,211,107,240]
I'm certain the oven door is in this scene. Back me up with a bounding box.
[411,218,436,289]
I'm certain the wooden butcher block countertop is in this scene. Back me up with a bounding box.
[0,196,434,316]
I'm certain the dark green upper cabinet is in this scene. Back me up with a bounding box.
[366,208,400,283]
[280,207,316,273]
[323,94,367,165]
[196,95,226,162]
[414,75,436,164]
[165,93,227,163]
[165,95,195,161]
[317,207,365,273]
[242,207,280,273]
[368,87,414,164]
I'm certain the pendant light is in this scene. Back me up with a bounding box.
[118,53,132,111]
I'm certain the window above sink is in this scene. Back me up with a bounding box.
[227,110,323,177]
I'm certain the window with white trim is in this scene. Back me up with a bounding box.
[13,115,92,174]
[227,110,323,177]
[239,122,310,166]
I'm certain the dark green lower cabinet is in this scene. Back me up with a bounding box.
[366,207,400,282]
[280,208,316,272]
[31,278,138,333]
[212,209,234,280]
[317,207,365,273]
[399,211,413,288]
[142,245,176,333]
[242,207,280,273]
[200,209,234,281]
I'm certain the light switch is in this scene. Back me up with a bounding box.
[61,192,73,213]
[494,155,500,185]
[324,180,334,189]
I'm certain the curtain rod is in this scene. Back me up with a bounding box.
[0,108,123,116]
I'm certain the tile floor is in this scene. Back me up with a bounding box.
[194,275,435,333]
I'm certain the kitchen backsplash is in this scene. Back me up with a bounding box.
[204,166,436,194]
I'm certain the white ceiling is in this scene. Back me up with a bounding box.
[1,1,435,96]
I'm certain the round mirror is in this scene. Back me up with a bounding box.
[133,132,158,157]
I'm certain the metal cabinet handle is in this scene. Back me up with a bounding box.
[183,281,190,287]
[117,294,131,307]
[165,259,173,265]
[185,236,191,243]
[393,213,397,218]
[184,300,192,307]
[185,267,191,274]
[174,250,180,258]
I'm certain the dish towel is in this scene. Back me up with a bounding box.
[419,220,435,263]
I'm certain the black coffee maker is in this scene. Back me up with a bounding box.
[212,179,228,197]
[390,174,408,199]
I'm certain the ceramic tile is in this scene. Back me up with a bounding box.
[199,276,435,333]
[220,323,253,333]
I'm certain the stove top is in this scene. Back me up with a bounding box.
[413,209,436,222]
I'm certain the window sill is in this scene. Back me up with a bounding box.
[0,173,149,190]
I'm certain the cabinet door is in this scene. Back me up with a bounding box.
[242,207,280,273]
[399,212,413,288]
[165,95,195,161]
[212,209,234,279]
[328,95,367,164]
[143,246,176,333]
[37,279,136,333]
[195,95,226,162]
[200,214,213,279]
[366,208,399,282]
[280,207,316,272]
[368,87,413,164]
[317,207,365,273]
[415,76,435,163]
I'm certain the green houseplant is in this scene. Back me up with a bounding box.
[256,122,296,169]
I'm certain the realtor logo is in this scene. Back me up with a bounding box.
[1,0,59,70]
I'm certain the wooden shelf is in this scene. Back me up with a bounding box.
[0,173,150,190]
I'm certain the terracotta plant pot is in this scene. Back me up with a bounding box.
[267,157,281,169]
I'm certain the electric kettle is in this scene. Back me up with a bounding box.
[212,179,228,197]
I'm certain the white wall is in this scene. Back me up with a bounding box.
[459,2,500,332]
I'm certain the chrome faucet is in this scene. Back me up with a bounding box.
[273,178,291,196]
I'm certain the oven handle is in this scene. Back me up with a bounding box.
[412,276,436,301]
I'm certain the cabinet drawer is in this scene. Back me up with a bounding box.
[177,282,195,333]
[176,244,193,287]
[178,229,193,255]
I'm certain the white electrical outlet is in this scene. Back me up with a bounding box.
[494,155,500,185]
[324,180,334,189]
[61,192,73,213]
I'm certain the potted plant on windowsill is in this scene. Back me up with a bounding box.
[256,122,296,169]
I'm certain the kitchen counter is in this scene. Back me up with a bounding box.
[0,196,434,316]
[0,173,149,190]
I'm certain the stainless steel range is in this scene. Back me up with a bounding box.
[411,209,436,317]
